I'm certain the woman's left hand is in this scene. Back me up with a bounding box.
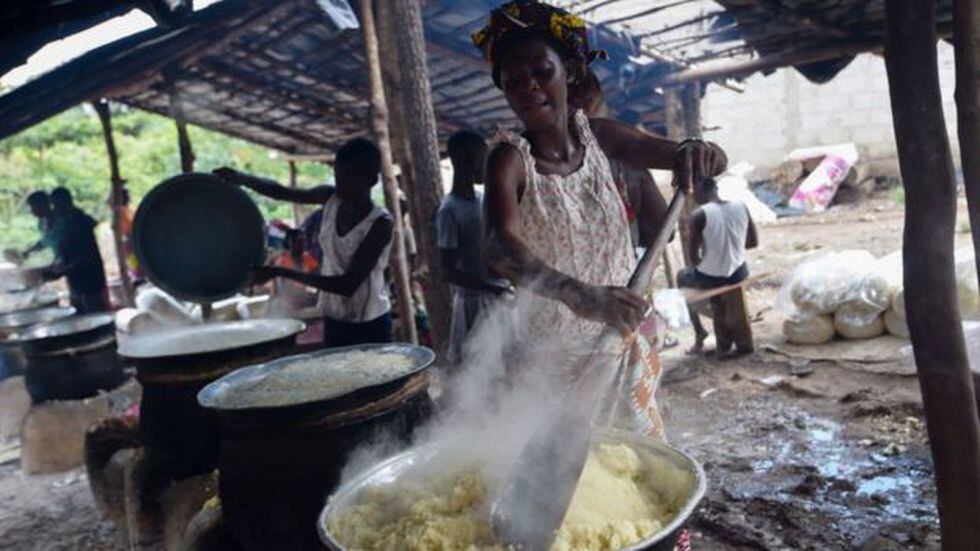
[672,140,728,194]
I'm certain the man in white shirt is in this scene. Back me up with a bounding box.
[678,177,758,356]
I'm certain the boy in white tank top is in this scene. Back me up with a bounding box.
[214,138,395,347]
[677,177,759,356]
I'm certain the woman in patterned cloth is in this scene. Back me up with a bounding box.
[474,0,724,530]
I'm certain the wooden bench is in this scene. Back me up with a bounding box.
[681,274,765,355]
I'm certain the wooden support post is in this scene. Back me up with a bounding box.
[92,100,135,308]
[385,0,453,354]
[165,76,195,174]
[288,160,301,227]
[884,1,980,548]
[954,0,980,422]
[359,0,418,345]
[664,83,702,268]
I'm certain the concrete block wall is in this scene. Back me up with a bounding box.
[701,42,960,170]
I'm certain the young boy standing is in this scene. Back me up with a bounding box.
[215,138,395,347]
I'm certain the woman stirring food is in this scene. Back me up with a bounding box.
[475,1,727,440]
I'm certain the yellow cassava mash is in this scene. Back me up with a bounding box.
[329,443,680,551]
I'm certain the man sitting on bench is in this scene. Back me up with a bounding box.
[678,177,758,356]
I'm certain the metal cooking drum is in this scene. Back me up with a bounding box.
[318,429,708,551]
[3,313,125,403]
[198,343,435,551]
[133,172,265,303]
[119,319,305,479]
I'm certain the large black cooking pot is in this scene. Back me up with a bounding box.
[197,344,435,551]
[117,319,305,479]
[2,313,126,402]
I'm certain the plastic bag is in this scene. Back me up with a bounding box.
[653,289,691,329]
[859,251,903,311]
[778,250,877,316]
[884,308,909,339]
[783,314,835,345]
[892,288,906,320]
[956,248,980,320]
[834,306,884,340]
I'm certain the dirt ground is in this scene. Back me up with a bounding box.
[0,192,960,549]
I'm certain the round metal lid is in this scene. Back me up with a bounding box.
[197,343,435,411]
[0,306,76,331]
[3,313,114,344]
[134,173,265,303]
[117,318,306,359]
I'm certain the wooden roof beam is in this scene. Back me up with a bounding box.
[739,0,852,39]
[661,21,953,86]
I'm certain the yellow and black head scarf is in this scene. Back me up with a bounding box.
[472,0,607,87]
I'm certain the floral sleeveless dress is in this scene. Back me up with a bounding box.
[493,110,665,439]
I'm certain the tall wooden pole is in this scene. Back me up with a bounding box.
[92,100,135,308]
[665,83,702,268]
[164,76,196,174]
[385,0,452,353]
[359,0,418,344]
[288,160,301,227]
[884,1,980,547]
[954,0,980,419]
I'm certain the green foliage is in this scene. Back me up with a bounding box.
[0,105,333,252]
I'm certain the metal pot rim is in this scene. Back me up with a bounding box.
[317,428,707,551]
[197,342,435,411]
[117,318,306,359]
[0,306,77,331]
[3,312,114,344]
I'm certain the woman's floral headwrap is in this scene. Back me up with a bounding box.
[472,1,607,86]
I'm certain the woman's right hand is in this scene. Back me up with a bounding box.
[563,282,648,335]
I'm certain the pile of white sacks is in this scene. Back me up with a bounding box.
[780,248,980,345]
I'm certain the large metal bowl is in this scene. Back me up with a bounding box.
[318,428,707,551]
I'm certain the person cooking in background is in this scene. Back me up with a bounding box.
[22,191,64,260]
[46,187,110,313]
[215,138,395,347]
[474,0,726,441]
[270,229,319,312]
[437,130,515,365]
[678,177,758,357]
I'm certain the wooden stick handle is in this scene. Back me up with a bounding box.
[628,190,687,294]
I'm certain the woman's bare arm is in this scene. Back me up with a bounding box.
[589,117,728,192]
[213,167,333,205]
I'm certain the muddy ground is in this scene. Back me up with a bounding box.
[661,194,960,550]
[0,193,958,549]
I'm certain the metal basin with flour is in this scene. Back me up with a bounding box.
[318,429,707,551]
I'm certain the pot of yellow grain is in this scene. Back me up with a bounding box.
[318,428,707,551]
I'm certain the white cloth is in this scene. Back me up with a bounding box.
[316,195,392,322]
[697,201,750,278]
